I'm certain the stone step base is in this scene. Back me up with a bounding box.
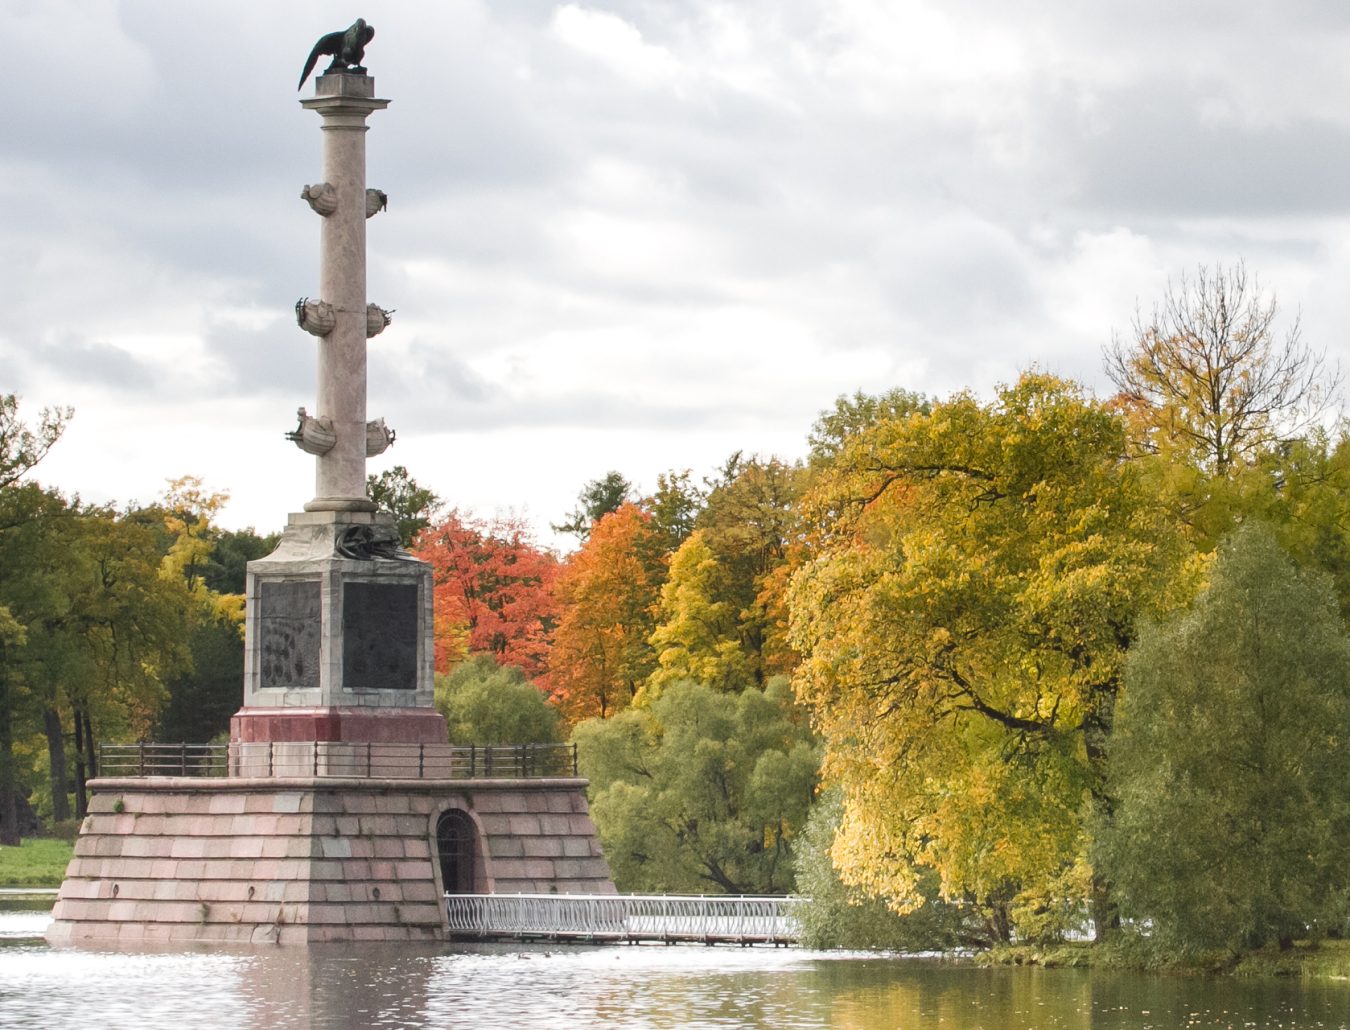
[47,777,614,946]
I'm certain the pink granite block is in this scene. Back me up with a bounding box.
[351,925,388,941]
[522,837,564,858]
[487,835,525,858]
[394,860,430,880]
[283,881,311,902]
[323,883,352,902]
[373,838,405,859]
[403,838,430,860]
[73,836,98,857]
[378,794,410,814]
[540,814,577,836]
[545,793,573,814]
[524,859,555,879]
[272,793,304,814]
[309,859,344,880]
[347,838,373,859]
[397,903,444,925]
[392,815,428,836]
[370,883,401,902]
[230,838,265,860]
[344,860,372,880]
[258,837,291,859]
[507,814,542,835]
[369,860,395,880]
[88,795,119,815]
[320,838,352,859]
[400,881,439,903]
[307,903,348,925]
[561,837,593,858]
[286,838,317,859]
[209,794,246,815]
[175,859,207,879]
[522,793,550,814]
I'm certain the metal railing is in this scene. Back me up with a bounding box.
[445,893,802,945]
[97,742,579,780]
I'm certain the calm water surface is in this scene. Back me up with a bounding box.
[4,906,1349,1029]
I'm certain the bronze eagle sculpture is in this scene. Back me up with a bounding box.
[298,18,376,90]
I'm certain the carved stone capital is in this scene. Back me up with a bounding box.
[296,298,336,337]
[301,183,338,216]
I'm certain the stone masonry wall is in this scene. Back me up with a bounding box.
[47,776,612,946]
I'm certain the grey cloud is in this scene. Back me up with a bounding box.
[31,337,157,391]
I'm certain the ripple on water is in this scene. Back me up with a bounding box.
[2,939,1350,1029]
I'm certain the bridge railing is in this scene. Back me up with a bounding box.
[97,742,579,780]
[445,892,802,944]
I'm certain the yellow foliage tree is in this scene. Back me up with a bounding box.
[789,373,1192,940]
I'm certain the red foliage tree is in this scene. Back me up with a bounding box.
[414,510,559,681]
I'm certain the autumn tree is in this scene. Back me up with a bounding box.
[415,510,558,680]
[807,388,930,468]
[1098,524,1350,957]
[550,503,664,722]
[552,471,633,543]
[1105,263,1339,474]
[646,530,752,698]
[575,678,818,894]
[789,373,1189,941]
[368,465,442,547]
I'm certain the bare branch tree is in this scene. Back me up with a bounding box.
[1104,263,1341,472]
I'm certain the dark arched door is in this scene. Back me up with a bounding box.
[436,809,477,893]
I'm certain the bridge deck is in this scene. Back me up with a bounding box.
[445,893,802,946]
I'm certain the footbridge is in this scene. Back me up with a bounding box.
[445,893,802,946]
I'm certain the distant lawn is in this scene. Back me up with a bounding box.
[0,838,74,887]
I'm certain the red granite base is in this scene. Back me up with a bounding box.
[231,707,448,745]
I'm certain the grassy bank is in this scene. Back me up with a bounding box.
[0,838,74,887]
[983,938,1350,980]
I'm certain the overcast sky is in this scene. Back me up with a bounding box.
[7,1,1350,548]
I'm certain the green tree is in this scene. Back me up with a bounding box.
[368,465,442,547]
[0,394,71,492]
[1098,523,1350,958]
[434,655,561,745]
[575,678,818,894]
[552,471,633,542]
[0,395,71,843]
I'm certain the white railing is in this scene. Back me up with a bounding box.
[445,893,802,944]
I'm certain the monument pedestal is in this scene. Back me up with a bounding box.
[231,508,446,753]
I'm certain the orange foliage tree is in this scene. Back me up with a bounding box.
[550,503,665,722]
[414,510,559,681]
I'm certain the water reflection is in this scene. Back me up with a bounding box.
[3,912,1349,1029]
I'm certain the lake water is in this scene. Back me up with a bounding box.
[5,903,1350,1029]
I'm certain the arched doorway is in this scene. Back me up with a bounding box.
[436,809,477,893]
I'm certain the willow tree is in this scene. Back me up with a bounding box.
[789,373,1190,941]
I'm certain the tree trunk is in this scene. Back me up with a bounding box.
[42,707,70,824]
[72,707,88,820]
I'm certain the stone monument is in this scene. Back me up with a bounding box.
[45,28,614,946]
[230,64,446,755]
